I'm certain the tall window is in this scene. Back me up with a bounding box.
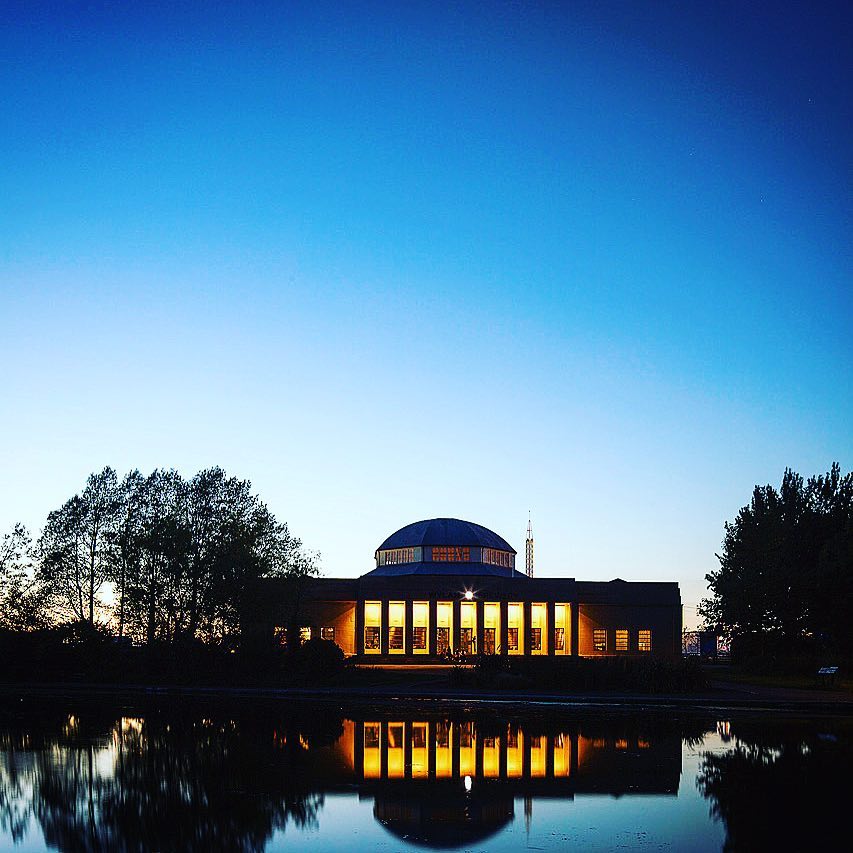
[508,603,523,655]
[483,602,500,654]
[388,601,405,653]
[321,626,335,643]
[431,546,470,562]
[364,601,381,654]
[460,601,476,655]
[436,601,453,654]
[593,629,607,652]
[412,601,429,654]
[638,629,652,652]
[554,603,568,655]
[615,629,629,652]
[531,603,547,654]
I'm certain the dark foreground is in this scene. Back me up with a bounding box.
[0,692,849,852]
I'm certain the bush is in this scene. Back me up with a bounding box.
[288,638,345,684]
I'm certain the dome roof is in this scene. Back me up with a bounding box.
[377,518,516,553]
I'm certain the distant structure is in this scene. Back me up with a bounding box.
[525,514,534,578]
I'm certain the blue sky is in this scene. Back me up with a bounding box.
[1,1,850,627]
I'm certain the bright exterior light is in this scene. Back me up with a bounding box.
[464,590,473,600]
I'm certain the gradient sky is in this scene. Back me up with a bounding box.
[1,1,851,629]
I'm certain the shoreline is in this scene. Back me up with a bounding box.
[2,681,852,716]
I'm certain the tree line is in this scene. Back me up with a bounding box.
[0,467,317,645]
[700,463,853,656]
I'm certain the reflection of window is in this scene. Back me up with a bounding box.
[436,627,450,654]
[555,627,565,651]
[364,723,380,749]
[436,721,450,748]
[615,629,628,652]
[389,626,404,650]
[431,546,470,562]
[638,629,652,652]
[412,626,427,650]
[508,627,519,651]
[593,629,606,652]
[531,627,541,651]
[321,626,335,642]
[412,724,427,749]
[364,626,380,650]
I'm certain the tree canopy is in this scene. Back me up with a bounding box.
[700,463,853,654]
[1,466,318,644]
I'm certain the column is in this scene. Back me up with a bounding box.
[429,599,438,657]
[523,601,532,656]
[500,600,509,656]
[355,598,364,656]
[547,602,556,657]
[428,720,436,779]
[545,735,555,778]
[380,721,389,779]
[570,602,579,657]
[380,600,389,656]
[404,599,414,656]
[476,599,485,656]
[452,598,461,655]
[451,719,461,779]
[355,720,365,780]
[404,722,413,778]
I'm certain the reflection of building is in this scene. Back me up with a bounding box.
[249,518,681,661]
[317,713,681,848]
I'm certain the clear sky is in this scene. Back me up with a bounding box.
[1,1,850,629]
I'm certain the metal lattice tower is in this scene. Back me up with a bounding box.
[525,513,534,578]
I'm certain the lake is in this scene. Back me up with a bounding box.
[0,696,848,851]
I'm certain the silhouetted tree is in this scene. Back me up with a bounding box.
[37,468,121,625]
[700,464,853,655]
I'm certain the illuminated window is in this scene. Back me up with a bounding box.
[593,629,606,652]
[431,546,470,562]
[638,629,652,652]
[460,722,476,775]
[435,721,452,777]
[364,601,381,654]
[388,601,405,653]
[508,603,524,655]
[483,602,500,654]
[388,723,405,778]
[436,602,453,654]
[299,627,312,643]
[273,626,287,647]
[482,548,513,568]
[553,733,571,777]
[530,734,546,777]
[412,601,429,654]
[411,722,428,778]
[460,601,476,654]
[363,722,381,779]
[378,547,418,566]
[531,603,547,654]
[615,629,629,652]
[554,603,568,655]
[321,626,335,643]
[616,738,628,750]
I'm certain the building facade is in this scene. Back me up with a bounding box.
[248,518,682,660]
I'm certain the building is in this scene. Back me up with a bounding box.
[247,517,682,660]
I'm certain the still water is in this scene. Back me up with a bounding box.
[0,698,848,851]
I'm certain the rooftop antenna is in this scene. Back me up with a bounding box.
[525,512,534,578]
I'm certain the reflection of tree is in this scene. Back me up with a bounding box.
[0,707,334,852]
[697,726,849,851]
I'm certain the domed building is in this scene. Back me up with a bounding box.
[246,517,681,660]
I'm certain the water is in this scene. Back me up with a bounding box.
[0,697,848,851]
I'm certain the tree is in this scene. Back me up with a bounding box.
[700,464,853,655]
[0,523,47,630]
[37,467,121,625]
